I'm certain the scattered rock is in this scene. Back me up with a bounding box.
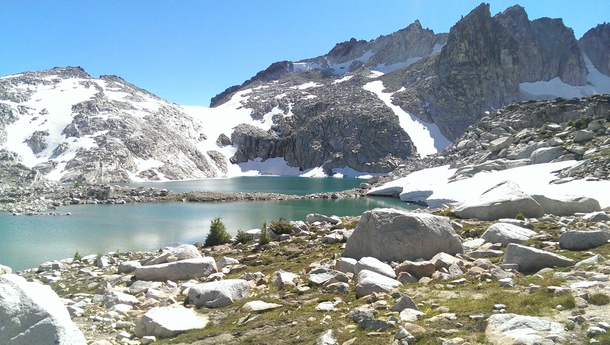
[188,279,251,308]
[135,257,218,281]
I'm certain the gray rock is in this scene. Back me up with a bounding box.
[573,129,594,143]
[394,260,436,279]
[355,270,401,298]
[272,269,298,289]
[344,208,463,261]
[358,318,396,331]
[529,147,565,164]
[559,230,610,250]
[453,181,543,221]
[134,306,208,338]
[392,295,418,312]
[118,260,142,274]
[347,306,377,323]
[0,274,86,345]
[146,244,202,265]
[486,313,567,345]
[488,136,513,152]
[503,243,575,273]
[481,223,537,247]
[307,268,349,285]
[188,279,250,308]
[335,257,357,274]
[135,257,218,282]
[354,256,396,278]
[583,211,610,222]
[103,290,139,308]
[532,194,601,216]
[217,256,239,270]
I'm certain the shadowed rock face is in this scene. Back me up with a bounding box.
[579,23,610,77]
[389,4,587,141]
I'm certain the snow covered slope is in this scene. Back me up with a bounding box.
[0,67,226,183]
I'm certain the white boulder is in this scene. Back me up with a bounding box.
[135,257,218,282]
[355,270,401,298]
[188,279,250,308]
[453,181,544,221]
[0,274,86,345]
[481,223,537,247]
[146,244,202,265]
[354,257,396,278]
[134,305,208,338]
[486,313,566,345]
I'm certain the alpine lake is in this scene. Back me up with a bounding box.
[0,176,416,271]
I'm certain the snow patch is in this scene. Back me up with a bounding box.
[363,81,451,157]
[333,75,354,84]
[372,57,422,74]
[371,161,610,209]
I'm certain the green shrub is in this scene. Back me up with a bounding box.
[73,251,82,261]
[204,216,231,247]
[235,230,254,244]
[269,217,293,235]
[259,221,270,245]
[515,212,525,220]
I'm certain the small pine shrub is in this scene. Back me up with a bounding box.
[73,251,82,261]
[515,212,525,220]
[204,216,231,247]
[269,217,293,235]
[259,221,270,245]
[235,230,254,244]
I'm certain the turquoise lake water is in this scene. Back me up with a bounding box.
[0,177,414,271]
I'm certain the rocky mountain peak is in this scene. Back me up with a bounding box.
[579,23,610,77]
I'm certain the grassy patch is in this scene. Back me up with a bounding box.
[589,292,610,306]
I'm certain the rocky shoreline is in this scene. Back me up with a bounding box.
[2,201,610,344]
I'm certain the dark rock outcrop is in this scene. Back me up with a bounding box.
[579,23,610,76]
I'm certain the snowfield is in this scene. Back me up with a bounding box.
[369,161,610,209]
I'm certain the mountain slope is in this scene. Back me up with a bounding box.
[0,67,225,183]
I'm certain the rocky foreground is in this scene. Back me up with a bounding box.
[2,199,610,344]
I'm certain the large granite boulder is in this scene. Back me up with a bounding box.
[453,181,543,221]
[503,243,575,273]
[134,305,209,338]
[481,223,537,247]
[486,313,567,345]
[559,230,610,250]
[188,279,250,308]
[0,274,86,345]
[344,208,463,261]
[532,194,600,216]
[135,257,217,282]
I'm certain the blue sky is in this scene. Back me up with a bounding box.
[1,1,607,106]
